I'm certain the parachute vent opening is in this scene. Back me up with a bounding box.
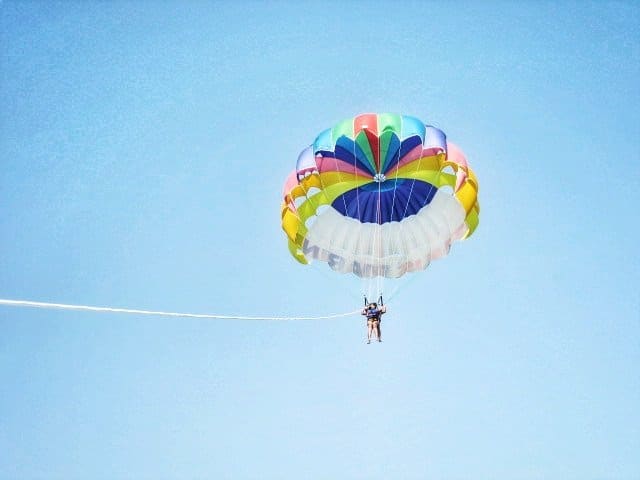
[373,173,386,183]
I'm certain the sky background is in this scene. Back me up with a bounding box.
[1,1,639,479]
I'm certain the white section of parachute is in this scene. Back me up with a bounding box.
[301,189,467,279]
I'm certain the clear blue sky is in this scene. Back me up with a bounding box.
[1,1,638,479]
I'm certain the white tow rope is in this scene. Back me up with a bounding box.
[0,299,360,321]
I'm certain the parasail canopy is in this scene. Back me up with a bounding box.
[281,113,479,282]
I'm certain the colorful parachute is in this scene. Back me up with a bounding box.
[281,113,479,285]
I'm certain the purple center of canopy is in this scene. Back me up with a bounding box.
[331,179,437,224]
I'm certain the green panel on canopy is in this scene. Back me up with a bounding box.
[332,117,355,141]
[377,113,402,134]
[355,130,377,173]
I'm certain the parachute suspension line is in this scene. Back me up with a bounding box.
[385,267,423,302]
[376,135,383,301]
[312,142,362,304]
[391,123,408,279]
[353,130,366,302]
[354,131,372,302]
[353,128,361,229]
[309,258,363,304]
[390,119,413,283]
[400,145,428,280]
[388,128,399,224]
[0,299,360,321]
[315,141,346,296]
[333,136,349,227]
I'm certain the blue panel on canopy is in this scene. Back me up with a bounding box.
[383,136,423,173]
[332,179,437,224]
[316,134,377,176]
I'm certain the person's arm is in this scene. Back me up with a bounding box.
[380,306,387,314]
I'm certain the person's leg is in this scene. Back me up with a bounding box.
[376,321,382,341]
[367,320,373,343]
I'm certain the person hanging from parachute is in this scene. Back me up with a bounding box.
[362,297,386,344]
[280,113,480,342]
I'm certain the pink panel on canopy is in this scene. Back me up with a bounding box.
[387,144,445,173]
[446,142,469,192]
[282,170,299,198]
[446,142,468,169]
[317,156,372,178]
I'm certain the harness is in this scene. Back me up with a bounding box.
[364,296,384,321]
[366,308,381,320]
